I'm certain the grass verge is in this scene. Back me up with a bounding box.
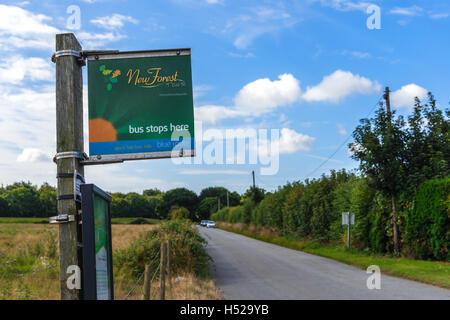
[0,221,221,300]
[0,218,48,224]
[217,222,450,290]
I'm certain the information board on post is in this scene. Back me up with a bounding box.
[342,212,355,226]
[81,184,114,300]
[86,49,195,164]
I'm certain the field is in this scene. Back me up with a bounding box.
[0,221,221,300]
[0,217,160,225]
[217,222,450,289]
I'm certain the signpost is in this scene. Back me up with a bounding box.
[81,184,114,300]
[86,49,195,164]
[342,212,355,248]
[52,33,195,300]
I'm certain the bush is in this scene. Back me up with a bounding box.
[407,177,450,260]
[114,220,211,283]
[170,207,190,220]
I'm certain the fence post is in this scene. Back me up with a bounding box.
[167,241,171,293]
[142,264,151,300]
[160,241,166,300]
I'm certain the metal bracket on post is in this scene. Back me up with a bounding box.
[53,151,88,164]
[51,50,85,65]
[49,214,76,224]
[51,50,120,66]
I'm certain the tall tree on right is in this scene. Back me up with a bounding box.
[405,93,450,194]
[350,101,407,253]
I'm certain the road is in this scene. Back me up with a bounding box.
[199,227,450,300]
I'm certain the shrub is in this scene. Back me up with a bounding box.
[115,220,211,284]
[407,177,450,260]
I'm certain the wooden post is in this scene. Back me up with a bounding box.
[252,170,256,189]
[167,241,171,293]
[160,241,167,300]
[384,87,399,253]
[347,219,351,249]
[384,87,391,118]
[142,264,151,300]
[55,33,84,300]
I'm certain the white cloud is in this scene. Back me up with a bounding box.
[17,148,50,163]
[91,14,139,30]
[193,85,213,100]
[341,50,371,59]
[228,52,255,58]
[348,142,365,156]
[0,85,56,185]
[195,74,302,124]
[196,70,381,123]
[195,105,244,124]
[234,74,302,115]
[429,13,449,19]
[179,169,248,175]
[278,128,315,154]
[0,56,53,84]
[223,7,298,49]
[337,123,347,136]
[0,4,59,51]
[76,31,126,49]
[316,0,373,12]
[302,70,381,103]
[389,6,423,16]
[390,84,428,108]
[15,1,30,6]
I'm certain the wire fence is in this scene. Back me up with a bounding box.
[124,248,160,300]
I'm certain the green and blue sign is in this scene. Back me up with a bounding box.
[87,50,195,158]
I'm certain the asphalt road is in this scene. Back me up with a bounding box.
[199,227,450,300]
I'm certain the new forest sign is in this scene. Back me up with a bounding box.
[87,49,195,162]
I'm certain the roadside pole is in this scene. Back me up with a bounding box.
[55,33,84,300]
[160,241,167,300]
[347,220,351,249]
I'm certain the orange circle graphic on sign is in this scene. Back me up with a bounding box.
[89,118,118,143]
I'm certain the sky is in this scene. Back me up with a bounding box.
[0,0,449,194]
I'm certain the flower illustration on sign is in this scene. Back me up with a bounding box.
[99,65,121,91]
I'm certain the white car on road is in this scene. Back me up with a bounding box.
[206,221,216,228]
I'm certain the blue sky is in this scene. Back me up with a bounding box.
[0,0,449,194]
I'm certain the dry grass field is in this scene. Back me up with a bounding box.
[0,222,221,300]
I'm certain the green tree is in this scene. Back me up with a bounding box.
[38,183,57,217]
[0,197,9,217]
[159,188,198,220]
[197,197,218,220]
[243,187,265,204]
[199,187,240,207]
[143,188,162,197]
[404,94,450,196]
[3,186,42,217]
[350,104,407,252]
[125,192,150,217]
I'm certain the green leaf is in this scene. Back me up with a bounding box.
[99,65,106,72]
